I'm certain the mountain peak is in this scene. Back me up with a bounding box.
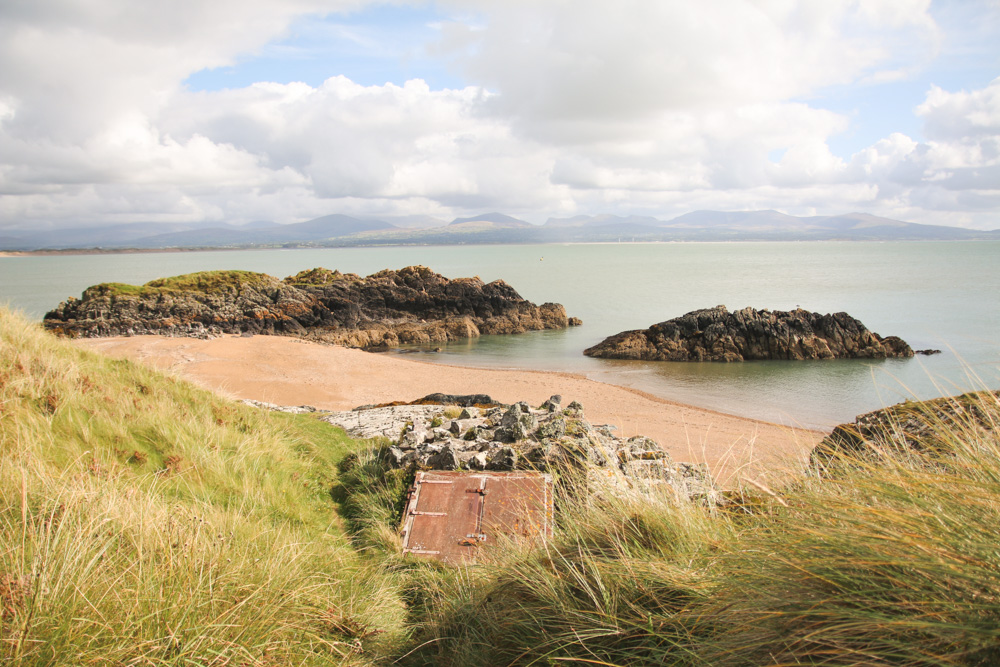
[450,212,530,227]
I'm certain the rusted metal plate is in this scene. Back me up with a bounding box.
[481,474,553,541]
[400,471,553,563]
[401,475,482,562]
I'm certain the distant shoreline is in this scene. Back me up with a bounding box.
[0,247,251,257]
[3,237,996,257]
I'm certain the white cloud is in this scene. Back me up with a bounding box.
[436,0,937,139]
[919,78,1000,163]
[0,0,997,231]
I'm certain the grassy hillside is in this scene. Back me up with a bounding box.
[0,307,405,665]
[3,305,999,665]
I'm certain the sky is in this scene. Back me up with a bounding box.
[1,0,998,232]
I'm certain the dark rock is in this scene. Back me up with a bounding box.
[537,416,567,440]
[427,444,460,470]
[464,425,493,441]
[540,395,562,412]
[811,390,999,468]
[916,349,942,356]
[497,404,539,442]
[484,406,506,425]
[469,451,489,470]
[449,419,479,436]
[584,305,914,362]
[523,442,562,470]
[414,393,499,407]
[487,446,518,470]
[385,446,407,467]
[568,317,583,326]
[43,266,576,343]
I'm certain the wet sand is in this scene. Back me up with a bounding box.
[78,334,824,485]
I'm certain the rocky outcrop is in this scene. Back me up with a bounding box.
[811,390,999,468]
[43,265,575,346]
[584,305,913,362]
[319,394,718,503]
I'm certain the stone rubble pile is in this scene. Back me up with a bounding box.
[321,394,718,503]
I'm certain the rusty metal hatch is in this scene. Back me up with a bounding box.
[400,471,554,563]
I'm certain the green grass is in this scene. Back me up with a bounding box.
[83,270,279,298]
[4,304,1000,666]
[333,445,413,555]
[0,307,407,665]
[284,268,356,286]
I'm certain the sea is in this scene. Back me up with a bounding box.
[2,241,998,430]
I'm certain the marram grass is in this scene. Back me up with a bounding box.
[702,390,1000,667]
[0,307,407,665]
[384,392,1000,666]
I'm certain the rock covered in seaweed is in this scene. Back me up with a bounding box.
[584,305,913,362]
[43,265,575,346]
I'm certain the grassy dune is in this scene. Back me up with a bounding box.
[3,306,999,665]
[0,308,405,665]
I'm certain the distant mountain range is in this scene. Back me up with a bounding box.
[2,210,998,251]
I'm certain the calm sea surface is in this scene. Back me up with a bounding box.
[3,241,998,429]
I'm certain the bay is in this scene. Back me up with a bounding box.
[2,241,998,429]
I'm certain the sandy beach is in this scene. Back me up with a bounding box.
[79,334,824,484]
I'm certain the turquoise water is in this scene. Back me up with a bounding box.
[2,242,998,429]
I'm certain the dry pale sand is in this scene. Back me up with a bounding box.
[78,334,824,485]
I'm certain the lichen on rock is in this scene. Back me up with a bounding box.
[316,394,719,504]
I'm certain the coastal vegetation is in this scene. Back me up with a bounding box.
[86,270,279,297]
[3,306,999,665]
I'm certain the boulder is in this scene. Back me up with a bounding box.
[487,446,518,470]
[496,404,539,442]
[540,395,562,412]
